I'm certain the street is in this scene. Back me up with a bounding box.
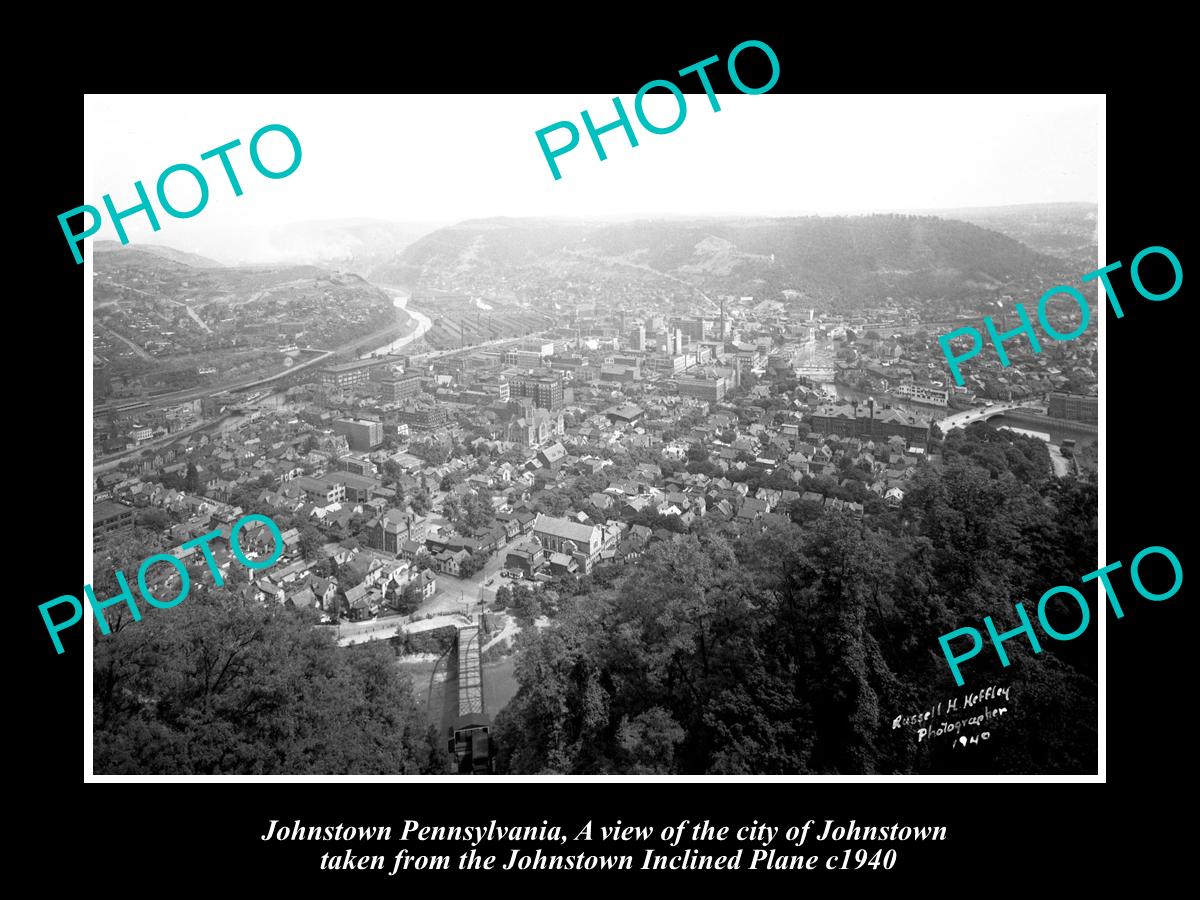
[412,536,512,618]
[330,612,471,647]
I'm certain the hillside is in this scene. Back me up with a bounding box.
[92,244,398,401]
[255,218,443,272]
[927,203,1098,271]
[95,240,224,270]
[370,217,596,285]
[377,213,1073,312]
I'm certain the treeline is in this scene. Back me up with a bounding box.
[493,424,1097,774]
[94,585,445,775]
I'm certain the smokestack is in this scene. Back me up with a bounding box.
[719,297,725,341]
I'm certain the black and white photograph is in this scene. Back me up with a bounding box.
[82,91,1103,777]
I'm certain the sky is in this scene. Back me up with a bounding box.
[83,94,1101,264]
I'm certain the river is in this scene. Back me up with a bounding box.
[115,289,431,447]
[987,414,1097,446]
[201,287,428,426]
[371,286,433,357]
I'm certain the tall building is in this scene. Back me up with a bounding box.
[647,355,685,374]
[318,358,388,389]
[502,349,545,368]
[676,318,706,343]
[676,375,726,401]
[809,402,930,444]
[367,508,430,554]
[292,475,347,504]
[508,372,563,409]
[93,500,135,549]
[893,383,949,407]
[466,374,509,403]
[628,325,645,352]
[395,402,449,430]
[334,454,378,477]
[333,418,383,451]
[378,374,423,402]
[1047,391,1098,424]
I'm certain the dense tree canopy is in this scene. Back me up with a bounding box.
[493,426,1097,774]
[94,586,439,774]
[444,489,495,533]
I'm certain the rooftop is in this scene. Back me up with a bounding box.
[94,500,133,520]
[533,514,598,545]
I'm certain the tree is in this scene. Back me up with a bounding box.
[491,437,1097,775]
[411,439,450,466]
[459,549,491,578]
[686,458,721,478]
[136,508,171,531]
[335,559,367,591]
[184,462,201,494]
[536,493,571,518]
[786,497,823,527]
[409,488,431,516]
[443,487,498,536]
[422,724,452,774]
[395,581,423,615]
[617,708,686,774]
[298,526,324,561]
[510,585,541,625]
[381,459,403,487]
[93,587,438,774]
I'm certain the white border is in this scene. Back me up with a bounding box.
[84,93,1106,784]
[1095,97,1106,783]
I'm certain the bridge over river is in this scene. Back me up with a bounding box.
[937,403,1042,432]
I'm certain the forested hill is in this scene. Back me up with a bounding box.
[927,202,1098,272]
[375,213,1069,308]
[493,423,1098,775]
